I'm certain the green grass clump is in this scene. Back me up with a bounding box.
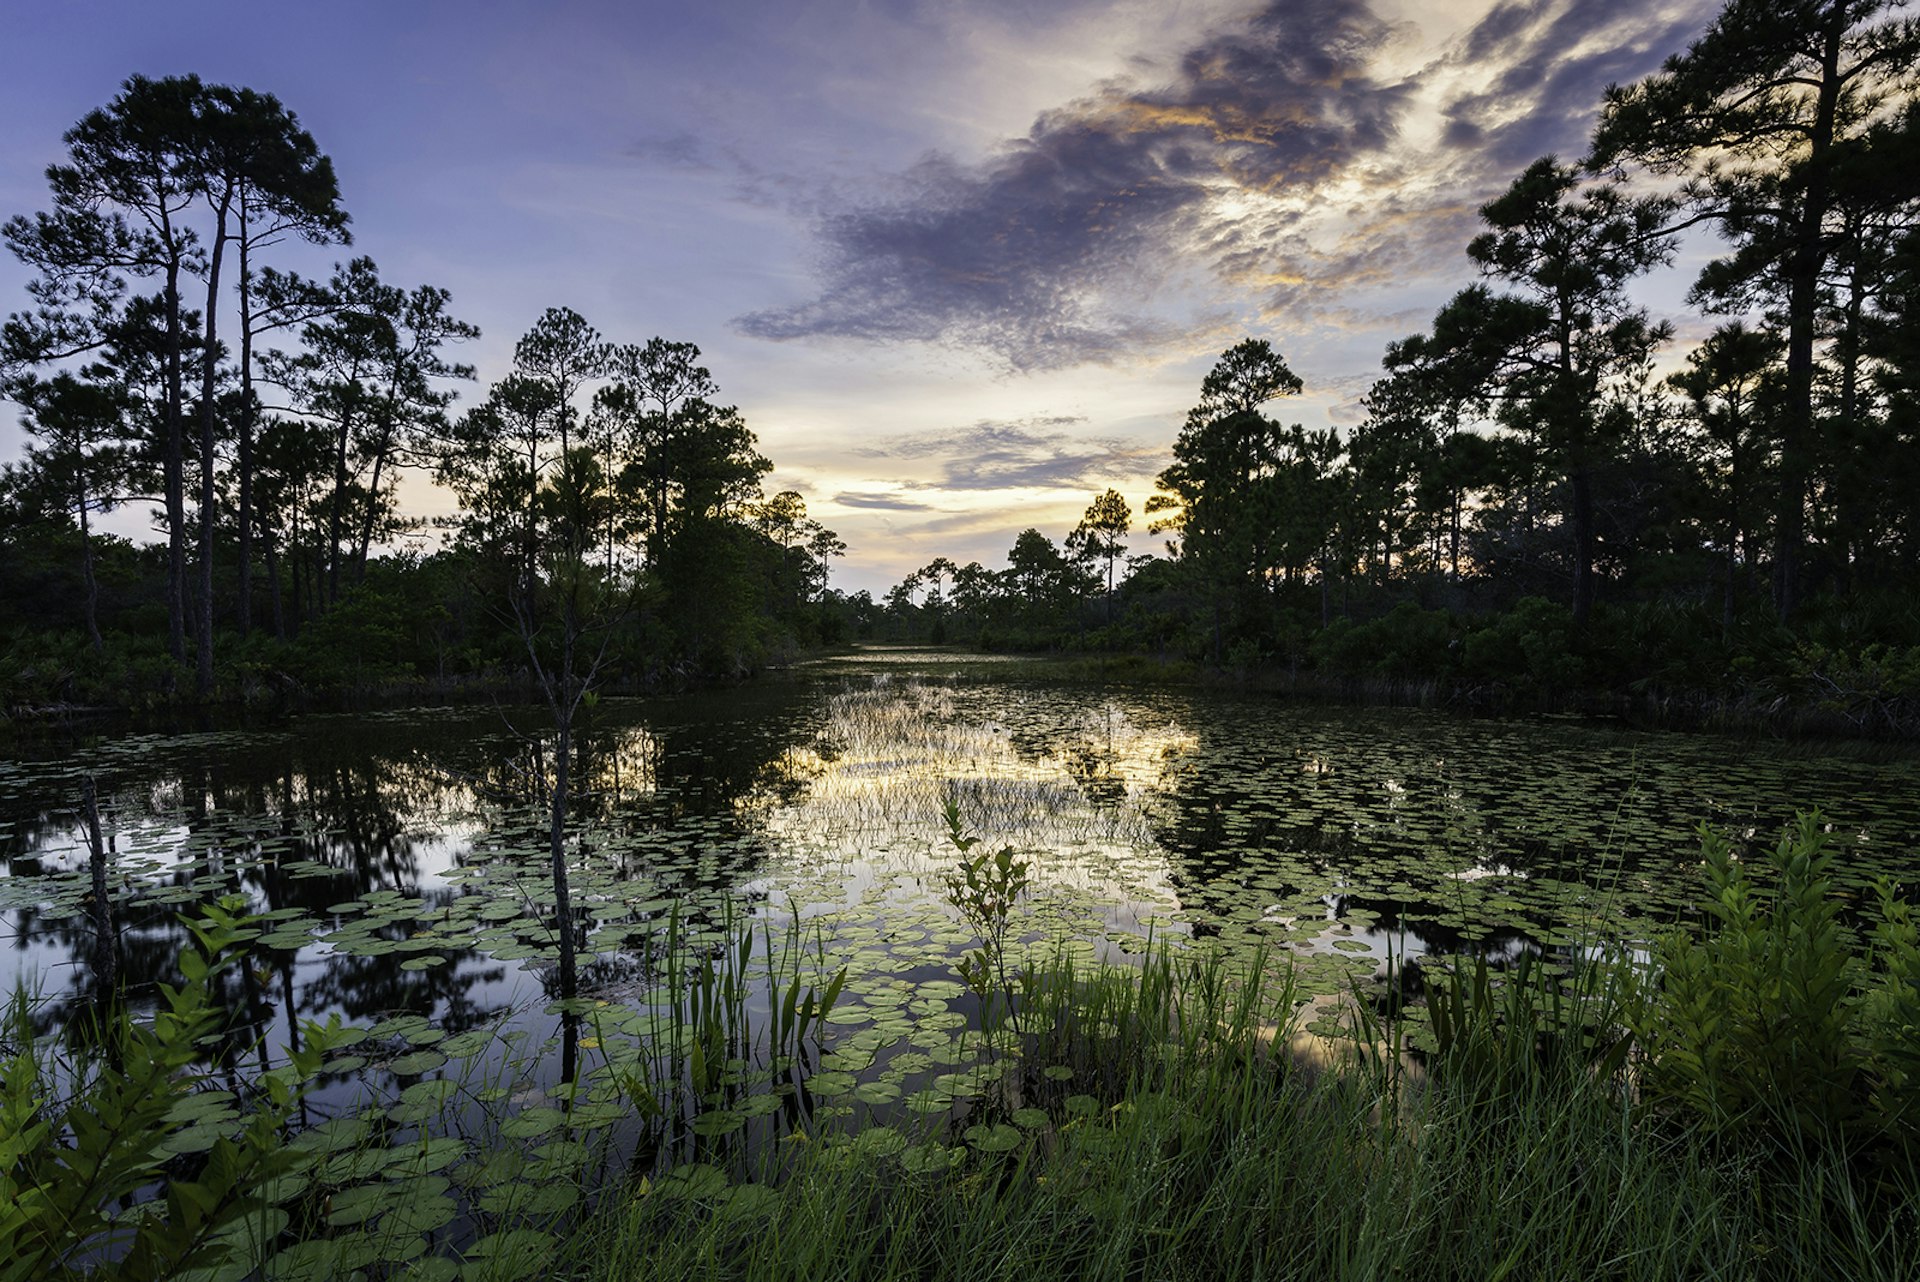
[582,939,1916,1282]
[1636,811,1920,1155]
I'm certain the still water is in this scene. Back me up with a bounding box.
[4,650,1917,1257]
[7,650,1919,1042]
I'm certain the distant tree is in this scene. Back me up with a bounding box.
[1002,530,1074,630]
[5,75,207,667]
[186,83,348,693]
[264,259,475,610]
[10,373,131,652]
[251,413,332,637]
[1346,373,1437,585]
[3,75,348,692]
[752,488,811,612]
[1866,220,1920,572]
[1068,488,1131,625]
[1148,339,1306,659]
[1412,158,1672,628]
[1667,322,1784,630]
[234,267,334,633]
[442,309,614,1008]
[595,338,718,569]
[806,523,849,600]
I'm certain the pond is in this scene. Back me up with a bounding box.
[5,649,1918,1265]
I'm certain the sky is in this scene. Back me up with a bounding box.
[0,0,1724,595]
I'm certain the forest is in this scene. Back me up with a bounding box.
[0,78,847,710]
[3,0,1919,736]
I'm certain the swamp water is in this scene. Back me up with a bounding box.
[5,649,1919,1272]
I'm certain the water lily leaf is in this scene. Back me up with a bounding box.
[478,1183,578,1217]
[654,1163,729,1199]
[264,1240,342,1282]
[716,1182,780,1220]
[690,1109,744,1136]
[904,1089,954,1114]
[806,1071,857,1096]
[460,1228,555,1281]
[963,1123,1023,1153]
[387,1051,447,1077]
[899,1142,965,1174]
[499,1107,567,1140]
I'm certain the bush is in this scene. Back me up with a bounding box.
[1635,812,1920,1152]
[1459,596,1584,691]
[1310,604,1458,680]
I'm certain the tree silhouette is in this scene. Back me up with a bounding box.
[1592,0,1920,616]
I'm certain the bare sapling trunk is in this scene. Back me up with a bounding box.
[82,775,117,997]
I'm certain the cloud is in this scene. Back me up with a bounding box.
[1440,0,1711,173]
[858,419,1166,491]
[729,0,1718,373]
[833,490,938,511]
[735,0,1415,369]
[625,131,712,169]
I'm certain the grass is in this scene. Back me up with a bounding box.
[582,939,1920,1282]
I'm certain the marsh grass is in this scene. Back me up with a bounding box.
[588,936,1919,1282]
[588,949,1912,1282]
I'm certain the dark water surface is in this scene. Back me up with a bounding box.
[4,650,1918,1257]
[7,652,1919,1037]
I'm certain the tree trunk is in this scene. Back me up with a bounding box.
[79,481,103,656]
[1773,17,1845,621]
[266,531,286,641]
[327,416,352,609]
[196,193,233,698]
[1571,466,1596,631]
[82,774,117,998]
[550,635,579,1006]
[236,194,256,639]
[353,419,393,582]
[163,249,188,670]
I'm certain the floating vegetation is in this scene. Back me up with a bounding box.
[2,665,1918,1273]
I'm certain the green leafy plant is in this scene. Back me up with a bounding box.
[1858,879,1920,1140]
[940,797,1032,1038]
[1636,812,1920,1149]
[0,895,341,1282]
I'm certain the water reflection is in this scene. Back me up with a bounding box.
[2,667,1917,1071]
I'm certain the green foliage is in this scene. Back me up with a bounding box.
[1310,603,1458,680]
[0,896,340,1282]
[940,798,1031,1036]
[1635,813,1920,1150]
[593,943,1911,1282]
[1459,596,1584,691]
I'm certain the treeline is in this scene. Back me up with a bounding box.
[0,76,843,708]
[862,0,1920,727]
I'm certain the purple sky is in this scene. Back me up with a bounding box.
[2,0,1722,594]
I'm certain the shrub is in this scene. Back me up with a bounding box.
[1310,603,1458,680]
[1635,813,1920,1152]
[1459,596,1584,691]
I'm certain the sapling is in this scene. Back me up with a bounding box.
[940,798,1032,1039]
